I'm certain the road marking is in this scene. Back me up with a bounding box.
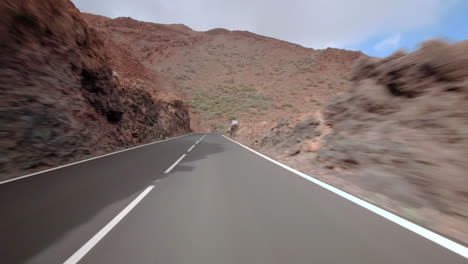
[187,145,196,152]
[195,134,206,145]
[65,136,197,262]
[63,185,155,264]
[164,154,186,174]
[222,135,468,259]
[0,133,195,185]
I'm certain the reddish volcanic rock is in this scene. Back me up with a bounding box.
[0,0,191,179]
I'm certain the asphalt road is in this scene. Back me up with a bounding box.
[0,133,466,263]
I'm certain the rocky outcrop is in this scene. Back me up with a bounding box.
[249,40,468,243]
[258,118,321,155]
[319,40,468,218]
[0,0,191,179]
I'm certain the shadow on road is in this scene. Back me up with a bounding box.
[0,134,225,263]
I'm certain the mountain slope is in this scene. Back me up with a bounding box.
[82,13,363,139]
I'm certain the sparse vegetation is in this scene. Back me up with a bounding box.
[190,84,271,120]
[97,14,360,143]
[211,123,226,131]
[175,74,190,80]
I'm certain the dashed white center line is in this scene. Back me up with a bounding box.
[195,134,206,145]
[62,134,210,263]
[187,145,196,152]
[64,185,155,264]
[164,154,186,174]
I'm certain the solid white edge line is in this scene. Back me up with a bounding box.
[164,154,187,174]
[187,145,196,152]
[222,135,468,259]
[0,133,194,185]
[63,185,155,264]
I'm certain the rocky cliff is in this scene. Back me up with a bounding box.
[0,0,191,179]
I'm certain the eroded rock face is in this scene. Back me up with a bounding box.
[0,0,191,179]
[319,40,468,217]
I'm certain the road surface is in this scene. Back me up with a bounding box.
[0,133,466,263]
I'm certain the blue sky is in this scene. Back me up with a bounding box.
[349,1,468,57]
[73,0,467,58]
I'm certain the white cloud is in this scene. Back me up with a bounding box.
[71,0,459,49]
[374,33,402,51]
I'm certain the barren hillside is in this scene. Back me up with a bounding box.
[82,14,363,139]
